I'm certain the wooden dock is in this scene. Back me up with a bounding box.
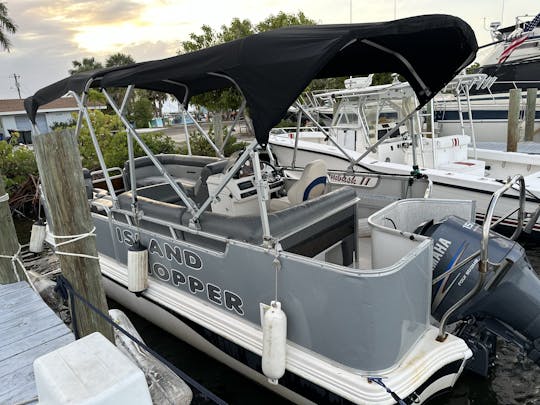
[0,281,74,405]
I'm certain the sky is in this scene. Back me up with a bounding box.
[0,0,538,99]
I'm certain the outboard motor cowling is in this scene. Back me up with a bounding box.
[417,216,540,376]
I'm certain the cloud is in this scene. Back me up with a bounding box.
[1,0,539,99]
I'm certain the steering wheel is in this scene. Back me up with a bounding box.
[224,150,280,179]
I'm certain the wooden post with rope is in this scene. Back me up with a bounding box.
[507,88,522,152]
[33,129,113,341]
[525,88,537,142]
[0,174,26,284]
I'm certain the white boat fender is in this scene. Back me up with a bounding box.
[128,241,148,294]
[29,219,46,253]
[262,300,287,384]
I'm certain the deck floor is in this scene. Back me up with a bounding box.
[0,281,74,405]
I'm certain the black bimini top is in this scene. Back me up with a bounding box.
[25,14,477,145]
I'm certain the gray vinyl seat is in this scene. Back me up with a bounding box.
[269,159,328,211]
[123,154,221,195]
[117,186,356,262]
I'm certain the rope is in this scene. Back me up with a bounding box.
[367,377,407,405]
[0,193,8,203]
[54,275,227,405]
[0,245,22,282]
[272,243,282,303]
[0,244,39,293]
[49,227,99,260]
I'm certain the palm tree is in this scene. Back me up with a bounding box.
[0,2,17,52]
[69,57,103,75]
[105,53,135,68]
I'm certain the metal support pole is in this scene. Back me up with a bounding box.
[120,85,134,115]
[266,144,276,167]
[221,99,246,154]
[182,108,192,155]
[349,107,421,171]
[192,140,258,224]
[294,102,356,166]
[71,91,118,205]
[464,84,477,159]
[291,111,302,168]
[179,104,223,158]
[455,87,466,137]
[251,150,272,244]
[102,89,198,217]
[120,86,139,215]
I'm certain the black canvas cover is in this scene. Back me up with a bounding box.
[25,14,477,145]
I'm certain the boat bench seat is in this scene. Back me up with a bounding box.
[135,176,197,195]
[182,187,357,260]
[123,154,229,200]
[123,154,220,188]
[117,186,357,261]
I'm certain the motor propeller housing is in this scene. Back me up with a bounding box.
[417,215,540,376]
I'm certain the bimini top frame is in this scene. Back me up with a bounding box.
[26,15,477,146]
[25,15,477,234]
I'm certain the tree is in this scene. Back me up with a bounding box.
[0,2,17,52]
[69,57,103,75]
[178,12,317,138]
[130,97,154,129]
[104,53,136,106]
[255,11,314,32]
[105,53,135,67]
[466,62,480,74]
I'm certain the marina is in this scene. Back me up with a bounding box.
[2,3,540,405]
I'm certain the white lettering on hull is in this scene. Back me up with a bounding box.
[116,227,244,315]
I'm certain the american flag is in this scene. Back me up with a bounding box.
[498,13,540,64]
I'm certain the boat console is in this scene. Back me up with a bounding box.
[206,160,283,216]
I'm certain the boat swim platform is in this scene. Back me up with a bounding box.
[0,281,74,405]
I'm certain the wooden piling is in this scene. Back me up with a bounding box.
[0,174,26,284]
[507,89,522,152]
[213,112,224,151]
[33,129,113,341]
[525,88,537,142]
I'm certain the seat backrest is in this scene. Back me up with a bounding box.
[123,154,220,188]
[287,159,327,205]
[193,159,229,205]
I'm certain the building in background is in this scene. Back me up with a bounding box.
[0,97,105,143]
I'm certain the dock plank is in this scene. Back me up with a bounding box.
[0,281,26,297]
[0,366,36,402]
[0,282,74,405]
[0,324,72,360]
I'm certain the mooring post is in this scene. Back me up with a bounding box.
[0,174,26,284]
[525,88,537,142]
[507,88,522,152]
[33,129,114,341]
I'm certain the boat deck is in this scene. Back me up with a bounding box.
[476,141,540,154]
[0,281,74,405]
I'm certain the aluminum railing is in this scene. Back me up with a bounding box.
[436,175,526,341]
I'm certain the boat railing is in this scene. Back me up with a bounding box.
[492,80,540,90]
[270,126,328,136]
[90,167,123,183]
[436,175,526,340]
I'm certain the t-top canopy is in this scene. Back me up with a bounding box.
[25,14,477,145]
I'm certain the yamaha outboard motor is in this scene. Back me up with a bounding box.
[416,216,540,376]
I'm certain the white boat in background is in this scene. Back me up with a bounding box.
[437,14,540,143]
[269,77,540,235]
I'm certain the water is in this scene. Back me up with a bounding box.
[111,241,540,405]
